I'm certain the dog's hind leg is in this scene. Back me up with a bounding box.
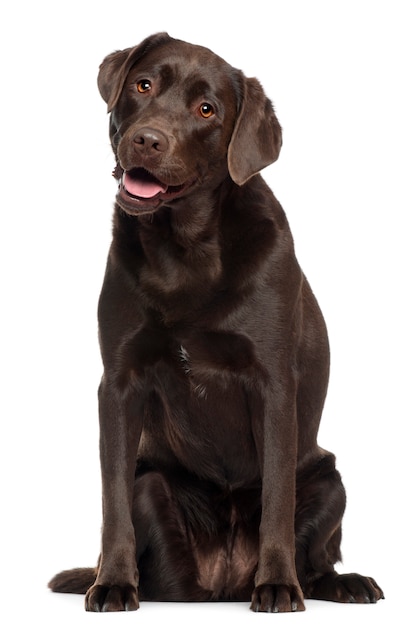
[133,470,213,602]
[295,453,384,603]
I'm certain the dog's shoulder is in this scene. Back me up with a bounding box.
[223,175,293,257]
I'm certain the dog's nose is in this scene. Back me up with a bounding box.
[133,127,169,154]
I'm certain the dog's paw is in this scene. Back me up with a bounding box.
[250,584,305,613]
[309,572,384,604]
[85,583,139,612]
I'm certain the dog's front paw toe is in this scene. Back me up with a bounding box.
[251,584,305,613]
[85,583,139,612]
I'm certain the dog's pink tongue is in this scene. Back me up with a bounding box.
[123,170,167,198]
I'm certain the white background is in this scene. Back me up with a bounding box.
[1,1,408,624]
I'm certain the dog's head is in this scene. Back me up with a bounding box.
[98,33,282,215]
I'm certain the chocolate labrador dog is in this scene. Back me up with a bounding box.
[49,33,383,613]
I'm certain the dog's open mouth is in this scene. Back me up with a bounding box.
[123,168,169,199]
[115,166,191,213]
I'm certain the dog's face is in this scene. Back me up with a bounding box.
[98,33,282,215]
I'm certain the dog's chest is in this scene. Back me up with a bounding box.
[130,327,261,484]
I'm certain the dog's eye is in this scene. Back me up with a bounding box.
[199,103,215,118]
[137,80,152,93]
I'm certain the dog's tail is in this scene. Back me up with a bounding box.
[48,567,97,594]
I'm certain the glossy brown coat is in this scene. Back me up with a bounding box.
[49,33,383,613]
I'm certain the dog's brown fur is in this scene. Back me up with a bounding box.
[49,33,383,612]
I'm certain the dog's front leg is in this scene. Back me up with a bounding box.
[250,384,305,613]
[85,377,141,612]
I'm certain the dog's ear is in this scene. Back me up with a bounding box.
[228,76,282,186]
[98,32,172,112]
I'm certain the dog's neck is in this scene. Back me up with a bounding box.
[140,200,222,288]
[112,186,230,324]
